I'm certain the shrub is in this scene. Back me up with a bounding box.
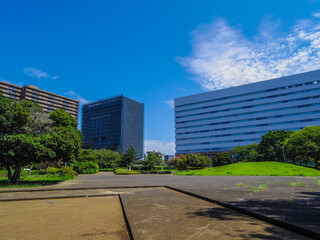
[114,168,140,175]
[46,166,77,178]
[72,161,99,174]
[177,154,212,170]
[213,152,233,166]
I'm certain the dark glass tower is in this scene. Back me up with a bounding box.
[82,95,144,158]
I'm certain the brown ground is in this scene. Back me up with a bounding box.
[0,196,130,240]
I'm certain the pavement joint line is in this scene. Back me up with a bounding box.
[0,185,165,193]
[119,195,135,240]
[0,194,119,202]
[165,185,320,240]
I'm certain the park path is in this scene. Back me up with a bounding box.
[1,173,320,239]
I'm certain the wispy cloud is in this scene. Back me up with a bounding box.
[144,140,175,155]
[65,90,89,105]
[165,100,174,108]
[312,10,320,18]
[24,67,58,80]
[177,15,320,91]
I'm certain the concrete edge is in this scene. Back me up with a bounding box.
[119,195,135,240]
[0,194,118,202]
[0,185,165,193]
[165,185,320,240]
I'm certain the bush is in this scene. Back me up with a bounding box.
[99,168,114,172]
[46,166,77,178]
[114,168,140,175]
[72,161,99,174]
[177,154,212,170]
[213,152,233,166]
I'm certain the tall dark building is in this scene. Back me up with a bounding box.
[82,95,144,158]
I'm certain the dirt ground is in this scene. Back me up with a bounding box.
[0,196,130,240]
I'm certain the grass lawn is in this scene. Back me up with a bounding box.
[114,168,140,175]
[0,174,76,188]
[176,162,320,176]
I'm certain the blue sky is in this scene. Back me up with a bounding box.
[1,0,320,154]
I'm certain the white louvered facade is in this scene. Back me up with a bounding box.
[175,70,320,155]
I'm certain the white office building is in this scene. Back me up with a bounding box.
[175,70,320,155]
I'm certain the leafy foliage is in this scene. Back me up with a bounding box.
[212,152,233,166]
[285,126,320,169]
[0,93,83,184]
[231,143,259,162]
[72,161,99,174]
[120,146,138,167]
[176,153,212,170]
[257,130,292,162]
[142,153,164,170]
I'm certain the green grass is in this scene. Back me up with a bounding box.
[0,174,76,188]
[235,182,245,187]
[176,162,320,176]
[114,168,140,175]
[250,184,269,192]
[312,177,320,186]
[290,181,307,187]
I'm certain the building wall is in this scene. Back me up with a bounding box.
[0,81,79,118]
[122,97,144,158]
[82,96,122,150]
[175,70,320,155]
[82,96,144,158]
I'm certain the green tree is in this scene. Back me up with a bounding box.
[213,152,232,166]
[142,153,163,170]
[48,109,83,164]
[121,146,138,167]
[177,153,211,170]
[50,108,77,128]
[258,130,292,162]
[0,94,54,183]
[231,143,259,162]
[285,126,320,169]
[0,134,54,184]
[95,149,121,168]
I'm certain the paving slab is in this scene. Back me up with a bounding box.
[120,187,309,240]
[0,196,130,240]
[1,173,319,236]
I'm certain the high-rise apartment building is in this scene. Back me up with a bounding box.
[175,70,320,156]
[0,81,79,118]
[82,95,144,158]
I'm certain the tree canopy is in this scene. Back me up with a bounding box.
[0,94,83,184]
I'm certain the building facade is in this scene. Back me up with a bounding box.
[82,95,144,158]
[0,81,79,118]
[164,155,175,162]
[175,70,320,155]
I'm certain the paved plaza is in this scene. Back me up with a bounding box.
[1,173,320,239]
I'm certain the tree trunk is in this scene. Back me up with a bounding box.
[315,158,319,170]
[6,164,12,180]
[9,164,21,184]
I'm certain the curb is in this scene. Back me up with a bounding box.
[0,194,118,202]
[0,185,165,193]
[119,195,134,240]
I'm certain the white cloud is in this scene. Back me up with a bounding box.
[24,67,58,80]
[165,100,174,108]
[177,16,320,91]
[312,10,320,18]
[65,90,89,105]
[144,140,175,155]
